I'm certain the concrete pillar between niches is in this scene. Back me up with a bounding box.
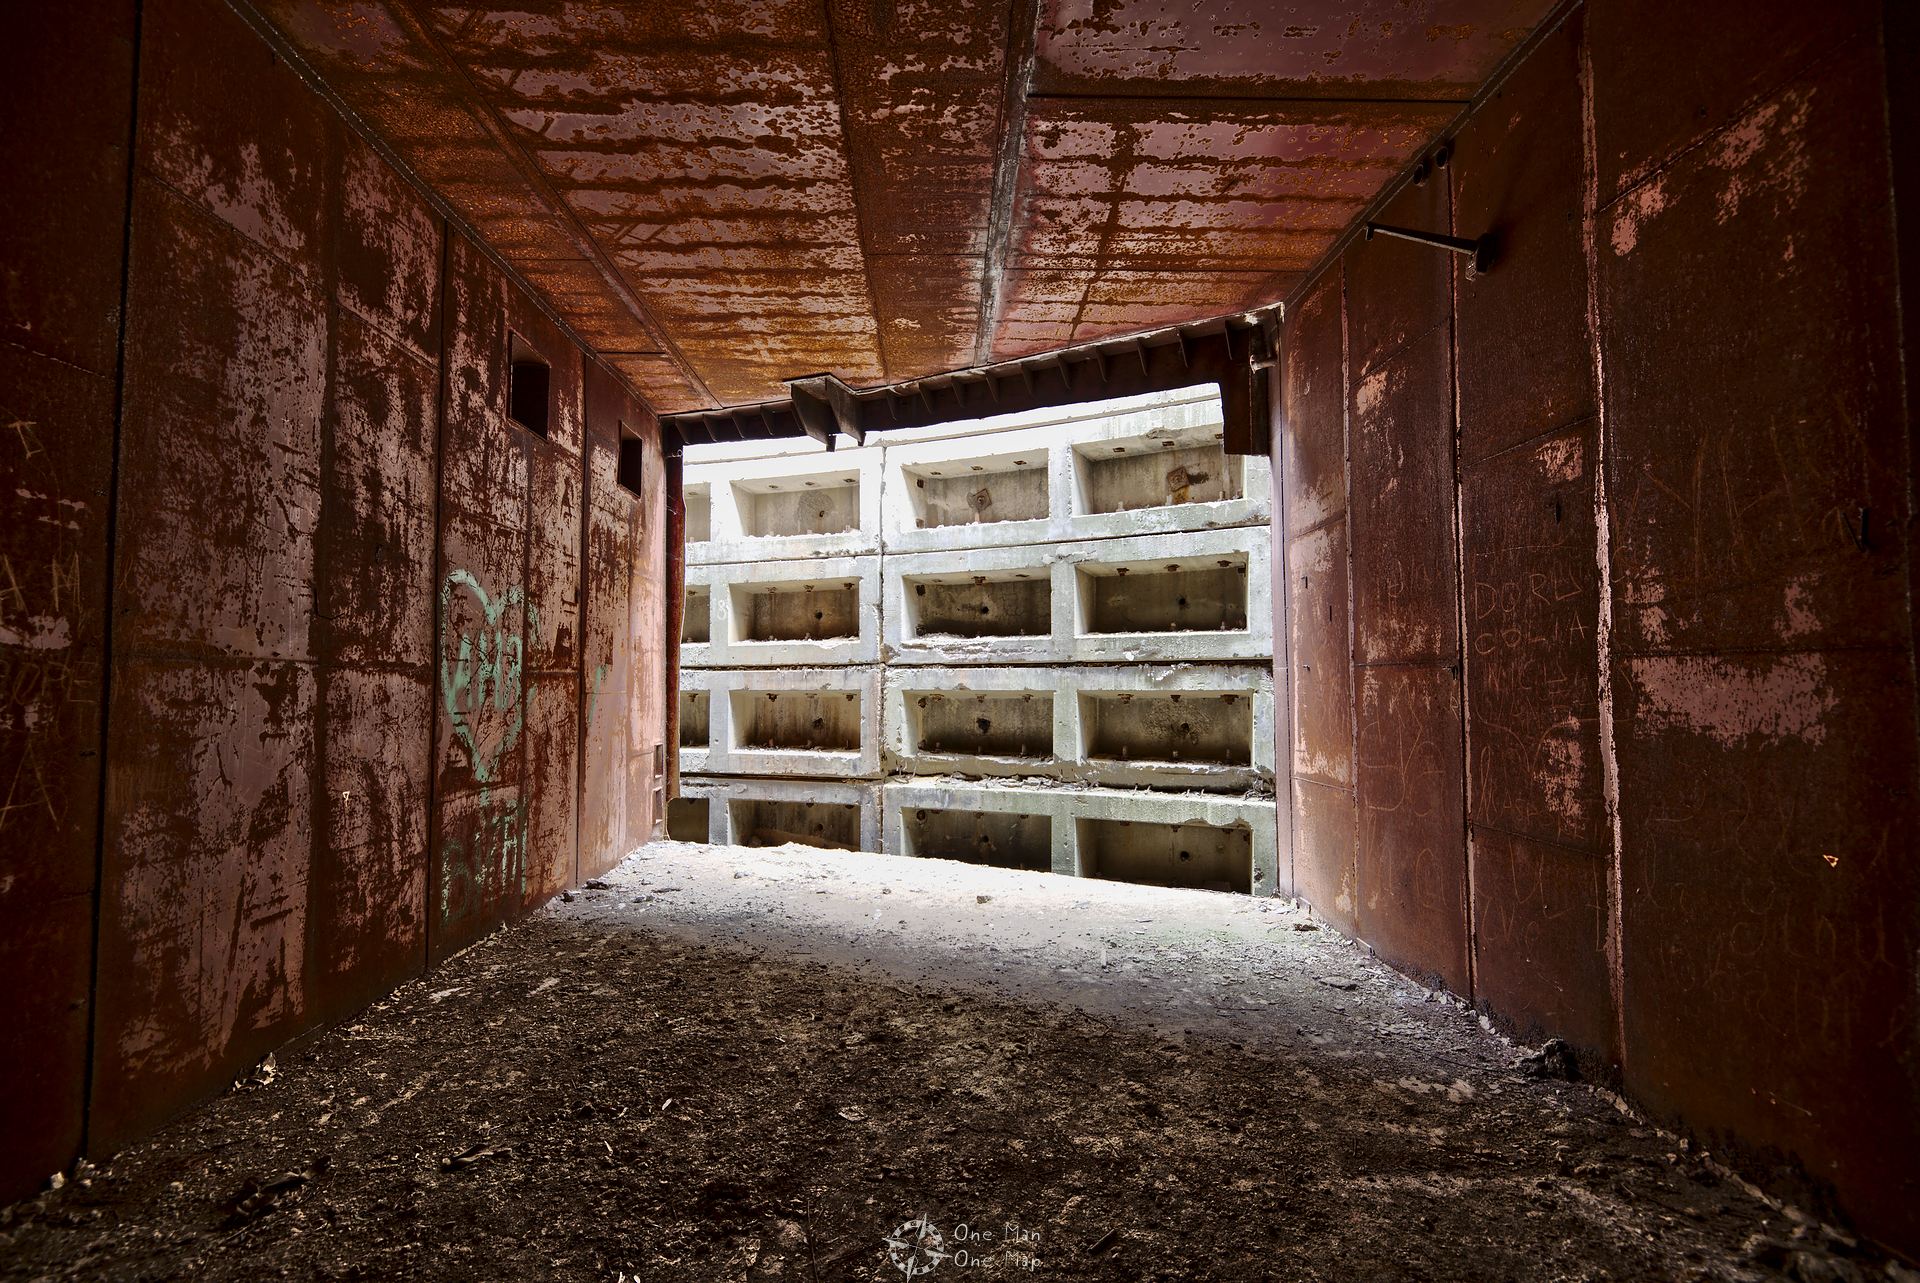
[1052,811,1078,878]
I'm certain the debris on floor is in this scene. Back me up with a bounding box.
[0,842,1905,1282]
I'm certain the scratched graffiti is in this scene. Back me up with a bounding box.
[437,569,539,924]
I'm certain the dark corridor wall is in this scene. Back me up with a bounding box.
[1271,0,1918,1251]
[0,0,669,1199]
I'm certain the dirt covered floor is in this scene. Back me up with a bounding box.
[1,841,1905,1282]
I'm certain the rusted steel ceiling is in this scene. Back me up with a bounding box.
[248,0,1552,414]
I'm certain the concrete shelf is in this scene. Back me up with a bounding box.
[669,776,883,852]
[883,527,1271,666]
[679,666,883,780]
[883,663,1274,792]
[881,780,1278,895]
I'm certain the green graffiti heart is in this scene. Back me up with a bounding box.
[439,570,540,785]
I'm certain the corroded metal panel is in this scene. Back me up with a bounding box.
[580,468,633,874]
[1286,521,1352,789]
[1033,0,1543,100]
[1343,170,1450,378]
[1615,649,1920,1240]
[321,311,438,669]
[1587,0,1878,204]
[0,1,135,376]
[336,126,444,358]
[1348,322,1458,667]
[1356,664,1467,991]
[1598,44,1908,657]
[526,444,584,676]
[92,659,315,1150]
[1451,9,1592,464]
[523,674,580,905]
[1461,423,1604,850]
[312,666,430,1023]
[1279,272,1345,537]
[116,183,325,662]
[1469,825,1613,1059]
[1292,779,1356,934]
[0,347,116,1199]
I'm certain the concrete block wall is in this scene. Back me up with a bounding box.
[674,387,1278,894]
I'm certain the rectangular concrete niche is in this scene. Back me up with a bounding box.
[731,799,863,851]
[667,796,710,843]
[1078,818,1252,893]
[1080,692,1252,766]
[1074,436,1243,514]
[903,571,1050,640]
[912,691,1053,759]
[903,806,1051,872]
[685,484,712,543]
[679,691,709,748]
[902,452,1048,529]
[730,578,860,643]
[729,688,862,753]
[682,586,711,643]
[732,472,858,538]
[1077,555,1248,635]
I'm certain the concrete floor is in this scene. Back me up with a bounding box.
[0,842,1896,1282]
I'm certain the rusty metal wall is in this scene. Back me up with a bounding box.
[1274,0,1919,1251]
[0,0,136,1200]
[0,0,670,1193]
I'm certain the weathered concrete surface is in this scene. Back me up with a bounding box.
[1271,0,1920,1253]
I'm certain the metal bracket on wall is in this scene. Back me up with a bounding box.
[1364,222,1497,274]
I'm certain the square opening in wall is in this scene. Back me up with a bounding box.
[682,586,711,644]
[617,434,645,497]
[685,484,712,542]
[910,690,1053,760]
[730,689,861,754]
[1080,692,1252,766]
[1073,431,1242,514]
[903,450,1048,528]
[730,578,860,643]
[679,691,710,748]
[1078,817,1251,893]
[733,473,858,538]
[667,796,709,843]
[508,333,551,437]
[731,799,862,851]
[904,807,1051,872]
[902,570,1050,640]
[1077,555,1247,635]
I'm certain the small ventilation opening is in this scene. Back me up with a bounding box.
[1081,692,1252,766]
[904,808,1051,871]
[682,586,711,644]
[667,796,709,843]
[617,434,645,496]
[904,572,1050,640]
[508,334,551,437]
[679,691,709,748]
[731,580,860,643]
[1078,558,1248,634]
[685,485,712,542]
[732,799,862,851]
[730,689,861,753]
[912,691,1053,759]
[1079,818,1252,893]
